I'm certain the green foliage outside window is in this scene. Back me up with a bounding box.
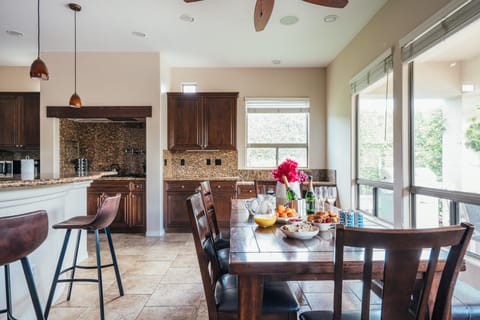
[465,114,480,152]
[414,109,446,180]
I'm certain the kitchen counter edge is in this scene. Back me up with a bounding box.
[0,171,117,189]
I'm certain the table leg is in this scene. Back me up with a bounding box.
[238,274,263,320]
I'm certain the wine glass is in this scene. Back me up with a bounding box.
[326,187,337,210]
[315,186,326,211]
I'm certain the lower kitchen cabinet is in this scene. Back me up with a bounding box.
[87,179,146,233]
[164,180,236,232]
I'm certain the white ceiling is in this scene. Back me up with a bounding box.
[0,0,387,68]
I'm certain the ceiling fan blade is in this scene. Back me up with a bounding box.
[184,0,203,2]
[303,0,348,8]
[254,0,274,32]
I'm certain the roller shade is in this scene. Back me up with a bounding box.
[350,49,393,95]
[401,0,480,62]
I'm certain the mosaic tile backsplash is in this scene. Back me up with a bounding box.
[163,149,335,182]
[60,119,146,175]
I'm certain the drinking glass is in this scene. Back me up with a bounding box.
[326,187,337,210]
[314,186,326,211]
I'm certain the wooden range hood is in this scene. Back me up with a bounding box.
[46,106,152,122]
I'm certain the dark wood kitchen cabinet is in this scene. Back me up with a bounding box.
[87,179,146,233]
[167,92,238,151]
[0,92,40,150]
[164,180,236,232]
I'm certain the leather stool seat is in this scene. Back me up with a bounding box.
[0,210,48,320]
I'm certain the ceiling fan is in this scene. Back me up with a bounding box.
[184,0,349,31]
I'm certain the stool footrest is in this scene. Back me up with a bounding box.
[58,278,99,284]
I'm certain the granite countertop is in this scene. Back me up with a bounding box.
[0,171,117,189]
[163,176,241,181]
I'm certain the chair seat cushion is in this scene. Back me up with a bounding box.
[214,237,230,250]
[215,274,299,314]
[217,248,229,274]
[300,310,382,320]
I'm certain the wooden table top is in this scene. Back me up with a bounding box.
[229,199,436,278]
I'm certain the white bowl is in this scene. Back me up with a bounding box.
[313,222,332,232]
[280,224,319,240]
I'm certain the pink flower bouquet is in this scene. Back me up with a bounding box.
[272,159,307,183]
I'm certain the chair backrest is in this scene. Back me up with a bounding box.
[186,192,223,319]
[199,181,220,238]
[254,180,277,196]
[333,223,474,320]
[92,193,121,230]
[0,210,48,266]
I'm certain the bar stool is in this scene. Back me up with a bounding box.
[44,194,123,320]
[0,210,48,320]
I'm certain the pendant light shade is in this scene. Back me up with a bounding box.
[30,0,49,80]
[69,92,82,108]
[69,3,81,108]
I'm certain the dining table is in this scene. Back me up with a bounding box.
[228,198,457,320]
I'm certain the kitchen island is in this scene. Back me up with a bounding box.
[0,171,115,319]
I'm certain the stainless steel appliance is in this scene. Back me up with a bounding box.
[1,160,13,177]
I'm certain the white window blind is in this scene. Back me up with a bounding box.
[245,97,310,168]
[350,49,393,95]
[245,98,310,113]
[401,0,480,63]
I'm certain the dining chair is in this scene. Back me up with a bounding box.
[300,223,474,320]
[0,210,48,320]
[199,181,230,250]
[254,180,277,196]
[187,192,299,320]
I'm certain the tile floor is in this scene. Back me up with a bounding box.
[45,233,368,320]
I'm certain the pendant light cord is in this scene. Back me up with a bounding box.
[37,0,40,58]
[74,9,77,94]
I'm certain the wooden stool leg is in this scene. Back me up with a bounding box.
[94,230,105,320]
[3,265,18,320]
[66,230,82,300]
[20,257,45,320]
[44,229,72,319]
[105,226,124,296]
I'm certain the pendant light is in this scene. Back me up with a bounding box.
[68,3,82,108]
[30,0,49,80]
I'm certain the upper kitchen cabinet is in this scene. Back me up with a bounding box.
[167,92,238,151]
[0,92,40,150]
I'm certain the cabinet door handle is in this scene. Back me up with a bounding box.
[217,185,221,189]
[181,185,185,189]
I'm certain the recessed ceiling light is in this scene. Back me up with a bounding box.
[180,14,195,23]
[132,31,147,38]
[324,15,338,23]
[6,29,24,37]
[272,59,281,65]
[280,16,299,26]
[450,62,457,68]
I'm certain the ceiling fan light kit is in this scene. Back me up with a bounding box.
[184,0,348,31]
[68,3,82,108]
[30,0,49,80]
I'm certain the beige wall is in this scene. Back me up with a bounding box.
[0,66,40,91]
[326,0,451,209]
[40,52,164,236]
[170,67,326,169]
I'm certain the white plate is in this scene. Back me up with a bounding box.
[280,224,319,240]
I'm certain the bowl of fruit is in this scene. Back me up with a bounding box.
[275,205,298,223]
